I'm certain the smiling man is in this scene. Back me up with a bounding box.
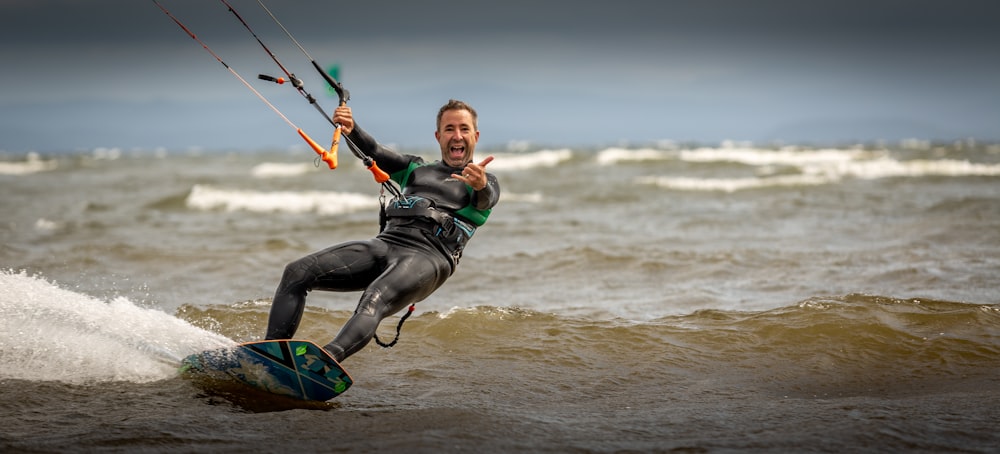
[265,99,500,363]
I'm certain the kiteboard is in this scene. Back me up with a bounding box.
[180,339,352,401]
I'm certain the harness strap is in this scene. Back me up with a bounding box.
[378,190,388,233]
[385,205,454,227]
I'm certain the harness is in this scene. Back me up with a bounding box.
[371,161,490,349]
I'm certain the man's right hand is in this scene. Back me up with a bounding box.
[332,106,354,135]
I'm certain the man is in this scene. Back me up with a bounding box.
[265,99,500,362]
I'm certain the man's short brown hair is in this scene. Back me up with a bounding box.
[436,99,478,131]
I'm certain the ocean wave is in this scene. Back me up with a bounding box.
[173,294,1000,396]
[633,145,1000,192]
[10,279,979,393]
[250,162,317,178]
[500,191,544,203]
[185,184,378,215]
[680,146,872,166]
[0,152,58,175]
[488,149,573,171]
[637,174,832,192]
[596,147,673,165]
[803,157,1000,180]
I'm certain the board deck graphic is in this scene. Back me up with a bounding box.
[181,339,352,401]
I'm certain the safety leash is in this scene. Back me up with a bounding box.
[373,304,415,348]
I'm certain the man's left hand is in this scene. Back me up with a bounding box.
[453,156,494,191]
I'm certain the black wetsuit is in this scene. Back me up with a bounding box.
[265,125,500,362]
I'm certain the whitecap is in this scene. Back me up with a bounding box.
[185,184,377,215]
[596,147,671,165]
[488,149,573,171]
[251,162,316,178]
[0,152,58,175]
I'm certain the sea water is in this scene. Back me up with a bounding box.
[2,141,999,452]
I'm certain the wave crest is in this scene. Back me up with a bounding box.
[185,184,377,215]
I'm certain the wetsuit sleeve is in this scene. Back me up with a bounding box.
[472,173,500,211]
[346,124,414,173]
[345,123,379,156]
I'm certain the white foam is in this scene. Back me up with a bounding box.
[803,157,1000,180]
[33,218,59,233]
[638,174,833,193]
[91,147,122,160]
[0,152,58,175]
[501,191,544,203]
[186,184,378,215]
[0,270,233,384]
[679,146,868,166]
[596,147,672,165]
[636,144,1000,192]
[251,162,316,178]
[488,149,573,171]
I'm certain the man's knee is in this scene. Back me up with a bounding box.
[278,256,315,290]
[355,290,384,317]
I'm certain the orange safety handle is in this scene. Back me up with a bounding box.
[297,128,336,169]
[321,149,338,170]
[328,99,347,163]
[328,125,342,166]
[367,160,390,183]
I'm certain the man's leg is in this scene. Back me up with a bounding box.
[324,249,450,361]
[266,240,384,339]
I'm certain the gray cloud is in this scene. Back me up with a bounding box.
[2,0,999,151]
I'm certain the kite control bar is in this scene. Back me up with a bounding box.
[157,0,397,192]
[258,74,390,185]
[153,0,337,170]
[250,1,394,191]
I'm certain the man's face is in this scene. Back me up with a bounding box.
[435,109,479,167]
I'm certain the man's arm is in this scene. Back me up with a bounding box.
[334,105,414,172]
[473,173,500,211]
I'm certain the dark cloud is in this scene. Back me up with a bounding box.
[2,0,999,151]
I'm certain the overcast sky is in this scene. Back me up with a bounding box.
[1,0,998,152]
